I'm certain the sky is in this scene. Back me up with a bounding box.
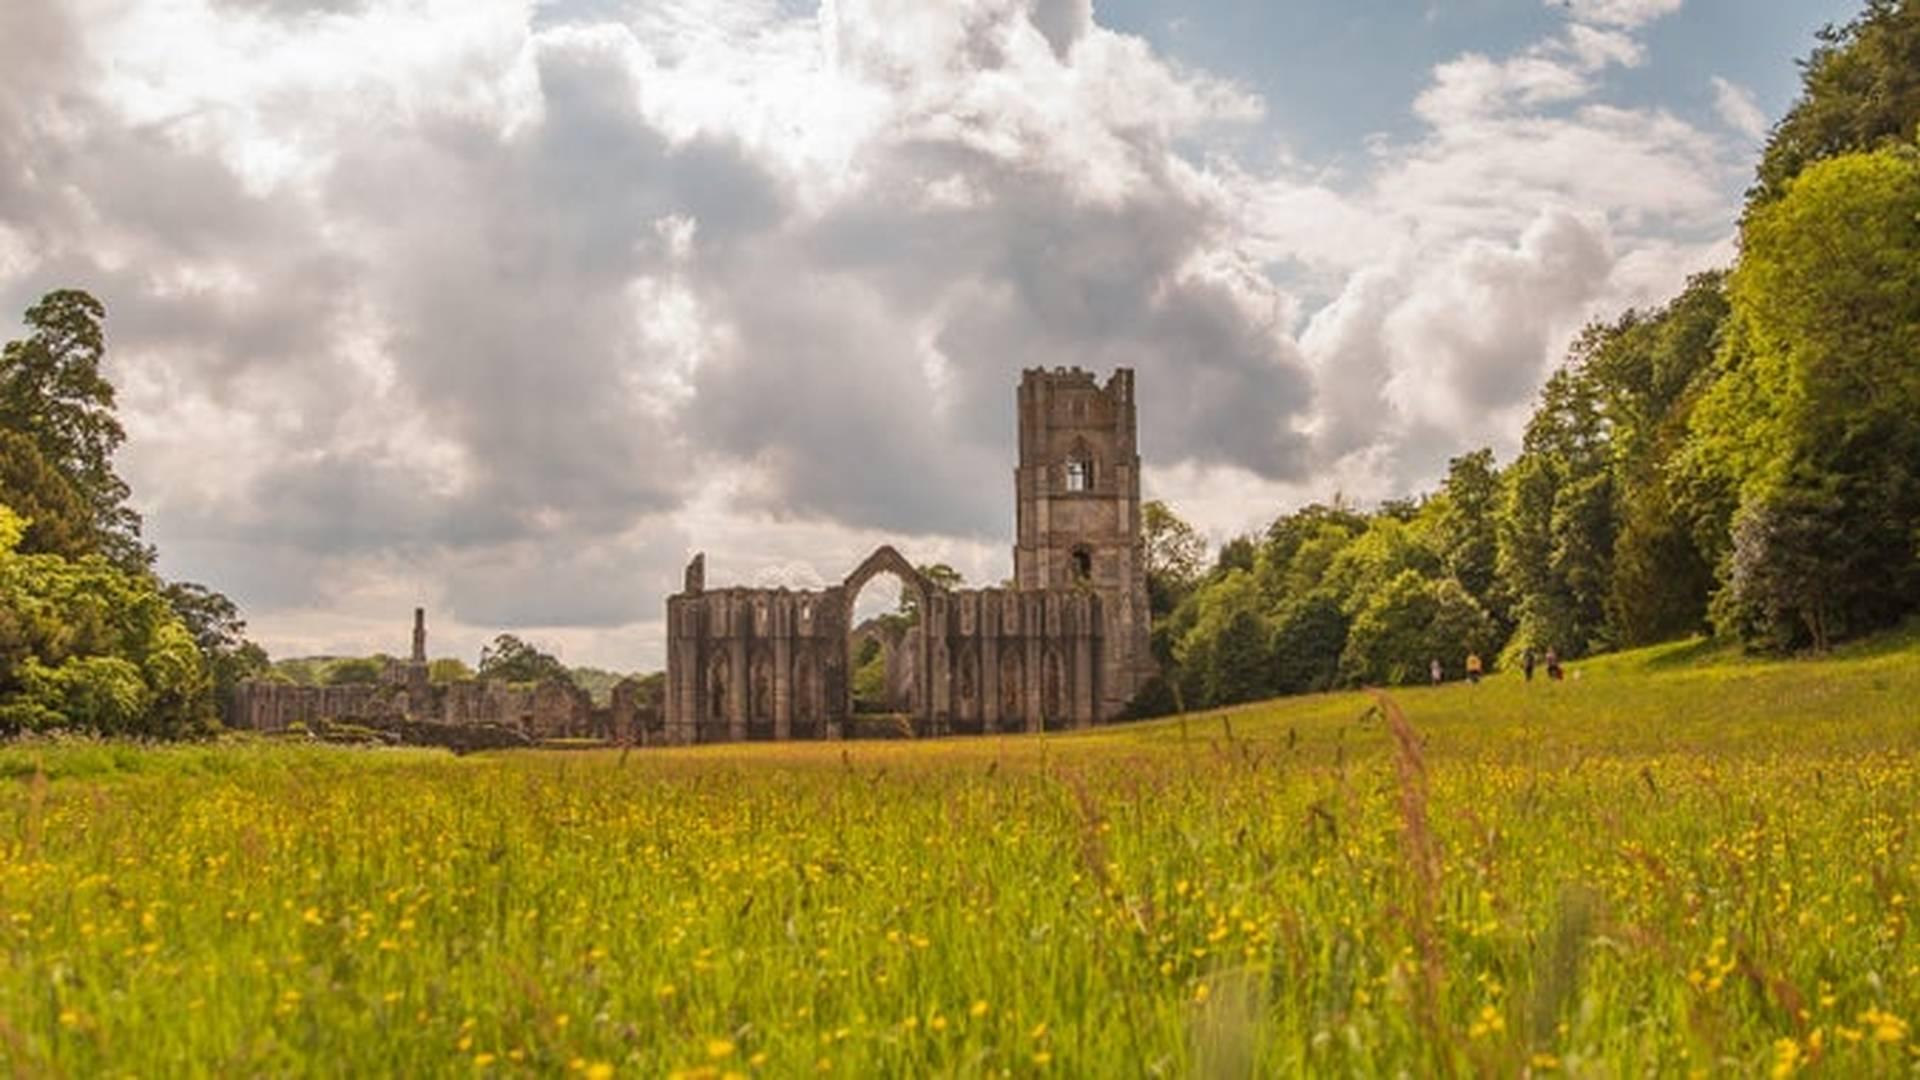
[0,0,1858,671]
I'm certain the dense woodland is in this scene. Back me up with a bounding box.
[1137,0,1920,710]
[1,1,1916,735]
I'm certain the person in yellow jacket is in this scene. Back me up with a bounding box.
[1465,652,1483,685]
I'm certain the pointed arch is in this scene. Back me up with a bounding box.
[999,648,1024,727]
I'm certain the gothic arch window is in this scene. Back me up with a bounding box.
[707,652,730,722]
[751,647,774,723]
[1044,647,1065,722]
[957,647,978,708]
[999,649,1024,724]
[1064,437,1095,493]
[1071,546,1093,582]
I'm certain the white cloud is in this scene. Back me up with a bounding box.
[1711,75,1770,141]
[0,0,1758,670]
[1554,0,1685,29]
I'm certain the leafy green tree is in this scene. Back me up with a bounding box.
[1339,571,1496,686]
[270,657,324,686]
[1608,476,1714,646]
[162,581,267,716]
[850,636,889,713]
[897,563,962,621]
[1170,569,1269,708]
[323,657,386,685]
[477,633,569,684]
[0,504,210,734]
[1321,517,1444,618]
[1141,500,1207,616]
[1588,275,1729,646]
[1269,592,1348,695]
[1497,365,1615,657]
[1754,0,1920,205]
[428,657,474,684]
[1214,534,1256,576]
[0,290,150,570]
[1694,147,1920,647]
[1203,608,1273,707]
[1433,448,1505,625]
[0,430,93,559]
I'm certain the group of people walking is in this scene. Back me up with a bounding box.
[1428,646,1563,685]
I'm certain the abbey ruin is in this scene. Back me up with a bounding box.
[664,367,1155,742]
[229,609,660,743]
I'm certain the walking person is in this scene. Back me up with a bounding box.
[1429,657,1443,685]
[1466,652,1483,685]
[1545,647,1563,682]
[1523,648,1536,682]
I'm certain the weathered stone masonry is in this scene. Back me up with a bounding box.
[229,608,660,742]
[664,367,1154,742]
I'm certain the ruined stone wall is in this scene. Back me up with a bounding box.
[228,682,407,732]
[230,675,593,738]
[663,549,1105,743]
[225,607,600,740]
[609,677,664,744]
[665,584,848,745]
[922,587,1103,734]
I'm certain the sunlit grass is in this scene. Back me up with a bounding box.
[2,633,1916,1075]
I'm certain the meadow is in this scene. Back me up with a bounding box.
[1,634,1916,1077]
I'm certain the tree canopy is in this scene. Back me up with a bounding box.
[477,633,570,685]
[1137,4,1920,711]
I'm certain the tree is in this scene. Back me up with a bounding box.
[163,581,267,716]
[1214,535,1256,575]
[1339,571,1496,687]
[1587,274,1729,646]
[897,563,963,621]
[1169,569,1269,709]
[477,633,569,684]
[428,657,474,684]
[323,657,386,685]
[1754,0,1920,205]
[1716,484,1851,651]
[1692,147,1920,647]
[1142,500,1206,616]
[1496,365,1615,657]
[1203,608,1273,707]
[1321,517,1443,618]
[0,290,149,569]
[1434,448,1504,624]
[0,504,210,735]
[850,636,889,713]
[1269,592,1348,695]
[0,430,93,559]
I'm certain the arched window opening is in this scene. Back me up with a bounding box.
[1072,548,1093,582]
[1065,459,1092,492]
[847,568,920,716]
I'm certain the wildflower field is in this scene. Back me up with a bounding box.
[2,635,1917,1077]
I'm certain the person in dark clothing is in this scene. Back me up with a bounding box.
[1545,647,1563,681]
[1523,649,1536,682]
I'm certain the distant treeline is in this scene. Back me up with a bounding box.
[1136,0,1920,711]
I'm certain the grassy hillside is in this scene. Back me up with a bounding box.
[1,634,1915,1075]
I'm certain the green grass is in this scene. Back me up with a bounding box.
[2,636,1917,1076]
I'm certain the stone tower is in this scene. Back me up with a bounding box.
[1013,367,1154,717]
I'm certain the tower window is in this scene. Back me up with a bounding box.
[1065,459,1092,492]
[1072,549,1093,581]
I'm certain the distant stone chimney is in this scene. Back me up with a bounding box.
[411,607,427,663]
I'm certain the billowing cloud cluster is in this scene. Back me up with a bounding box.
[0,0,1767,667]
